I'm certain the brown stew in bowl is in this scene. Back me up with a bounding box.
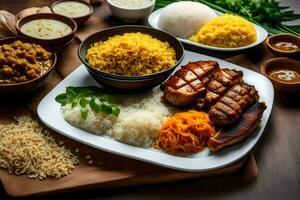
[0,40,52,84]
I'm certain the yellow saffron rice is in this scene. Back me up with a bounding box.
[86,32,177,76]
[190,14,257,48]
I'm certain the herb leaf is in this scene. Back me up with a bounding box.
[79,97,89,107]
[66,87,77,96]
[90,97,102,113]
[112,106,121,117]
[102,103,113,115]
[55,86,120,120]
[81,107,88,120]
[55,93,68,105]
[71,98,78,108]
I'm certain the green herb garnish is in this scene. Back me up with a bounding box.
[55,86,120,120]
[155,0,300,36]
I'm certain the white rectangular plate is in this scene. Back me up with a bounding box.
[38,51,274,172]
[148,9,268,52]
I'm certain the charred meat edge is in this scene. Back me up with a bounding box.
[208,102,266,152]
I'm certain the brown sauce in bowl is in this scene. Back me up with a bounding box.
[273,41,298,51]
[270,69,300,83]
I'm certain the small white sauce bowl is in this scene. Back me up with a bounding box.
[107,0,156,22]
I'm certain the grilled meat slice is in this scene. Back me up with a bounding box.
[196,68,243,109]
[208,102,266,152]
[164,60,219,106]
[209,83,259,126]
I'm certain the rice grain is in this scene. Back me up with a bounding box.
[86,32,176,76]
[0,116,79,180]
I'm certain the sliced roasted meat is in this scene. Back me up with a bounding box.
[208,102,266,152]
[209,83,259,126]
[163,60,219,106]
[196,68,243,109]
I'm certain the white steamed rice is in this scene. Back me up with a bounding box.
[158,1,217,39]
[62,87,178,148]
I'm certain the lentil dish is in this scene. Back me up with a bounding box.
[0,40,52,84]
[86,32,176,76]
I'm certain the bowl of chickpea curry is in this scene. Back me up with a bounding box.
[0,36,57,93]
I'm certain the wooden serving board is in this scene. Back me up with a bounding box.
[0,104,257,197]
[0,155,255,197]
[0,14,261,197]
[0,107,256,197]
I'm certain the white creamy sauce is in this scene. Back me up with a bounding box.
[21,19,72,39]
[270,69,298,81]
[53,1,91,18]
[110,0,152,8]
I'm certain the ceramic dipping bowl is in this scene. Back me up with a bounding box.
[261,57,300,92]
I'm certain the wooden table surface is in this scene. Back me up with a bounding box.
[0,0,299,199]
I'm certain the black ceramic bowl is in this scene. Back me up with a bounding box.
[78,25,184,91]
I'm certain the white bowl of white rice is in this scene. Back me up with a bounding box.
[107,0,155,22]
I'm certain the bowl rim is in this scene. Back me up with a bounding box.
[50,0,94,19]
[261,57,300,85]
[107,0,156,10]
[266,33,300,54]
[78,25,185,80]
[0,36,57,87]
[16,13,77,42]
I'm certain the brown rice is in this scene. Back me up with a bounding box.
[0,116,79,180]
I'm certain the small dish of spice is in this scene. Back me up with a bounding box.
[261,57,300,92]
[266,34,300,58]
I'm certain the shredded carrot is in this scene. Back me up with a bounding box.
[155,111,214,154]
